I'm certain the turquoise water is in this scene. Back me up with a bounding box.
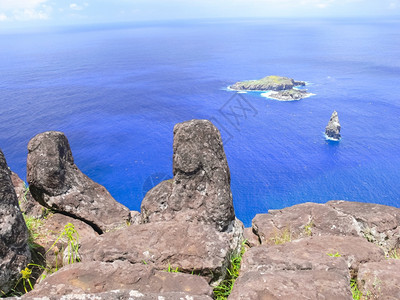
[1,19,399,226]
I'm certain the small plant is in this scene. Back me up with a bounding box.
[304,220,314,236]
[213,241,246,300]
[388,249,399,259]
[269,227,292,245]
[19,267,34,293]
[47,223,80,265]
[23,214,44,249]
[166,263,179,273]
[327,251,342,257]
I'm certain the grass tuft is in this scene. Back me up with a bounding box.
[213,241,246,300]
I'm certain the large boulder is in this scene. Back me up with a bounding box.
[252,201,400,253]
[27,131,131,233]
[325,110,341,140]
[80,220,243,283]
[230,235,384,300]
[22,260,213,299]
[0,150,31,294]
[141,119,236,232]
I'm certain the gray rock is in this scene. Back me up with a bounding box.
[229,75,305,91]
[79,220,243,284]
[357,259,400,299]
[141,119,235,232]
[0,150,31,294]
[27,131,131,233]
[22,260,213,299]
[325,110,341,140]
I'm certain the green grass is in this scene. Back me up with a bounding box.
[388,249,399,259]
[269,228,292,245]
[213,241,246,300]
[327,251,342,257]
[23,214,44,250]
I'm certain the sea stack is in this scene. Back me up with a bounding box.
[325,111,341,140]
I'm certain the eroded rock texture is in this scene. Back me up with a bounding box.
[22,260,213,299]
[27,131,131,233]
[141,119,236,232]
[0,150,30,294]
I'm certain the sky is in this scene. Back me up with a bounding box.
[0,0,400,29]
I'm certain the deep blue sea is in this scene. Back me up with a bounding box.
[1,19,400,226]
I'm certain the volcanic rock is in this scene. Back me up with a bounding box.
[252,201,400,253]
[357,259,400,299]
[26,131,131,233]
[230,235,384,300]
[79,220,243,283]
[0,150,31,294]
[22,260,213,299]
[325,110,341,140]
[141,119,236,232]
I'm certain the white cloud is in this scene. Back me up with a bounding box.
[0,13,8,21]
[69,2,89,11]
[0,0,49,11]
[0,0,52,22]
[13,8,49,20]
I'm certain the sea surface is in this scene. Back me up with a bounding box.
[1,18,400,226]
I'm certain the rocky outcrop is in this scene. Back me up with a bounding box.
[79,219,242,283]
[325,110,341,140]
[252,200,400,253]
[357,259,400,299]
[141,119,236,232]
[27,131,131,233]
[230,75,305,91]
[0,150,31,295]
[234,200,400,299]
[21,260,213,299]
[265,88,313,101]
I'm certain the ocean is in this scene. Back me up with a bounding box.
[1,18,399,226]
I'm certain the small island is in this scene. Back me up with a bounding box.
[229,75,313,101]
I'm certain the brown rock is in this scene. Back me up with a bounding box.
[252,201,400,253]
[0,150,31,294]
[357,259,400,299]
[23,260,213,298]
[243,227,260,248]
[80,220,242,283]
[252,202,357,244]
[27,131,131,233]
[34,213,98,272]
[141,120,235,232]
[327,200,400,252]
[230,235,385,300]
[229,270,352,300]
